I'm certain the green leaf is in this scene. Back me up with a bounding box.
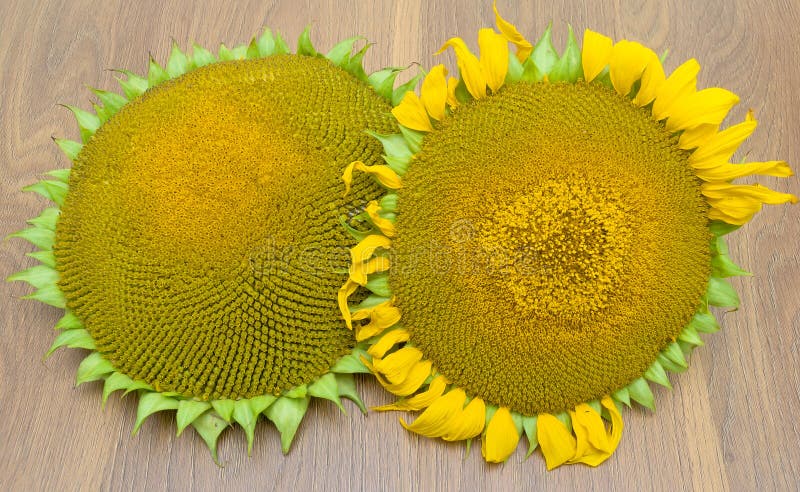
[75,352,115,386]
[45,168,71,183]
[61,105,100,143]
[392,70,424,107]
[297,25,317,57]
[548,25,582,83]
[22,284,66,308]
[147,56,169,88]
[531,23,559,76]
[264,396,311,453]
[53,138,82,162]
[365,272,391,297]
[166,41,190,78]
[102,372,135,405]
[114,70,149,100]
[26,250,56,268]
[211,399,236,422]
[335,373,366,414]
[7,265,58,289]
[343,43,370,82]
[89,87,127,117]
[176,400,212,436]
[643,360,671,389]
[308,373,344,412]
[627,377,655,410]
[709,220,741,237]
[28,207,60,231]
[46,328,95,357]
[55,311,83,330]
[688,311,720,333]
[678,324,704,346]
[192,44,216,67]
[133,392,179,435]
[8,226,54,250]
[23,179,68,207]
[662,341,689,368]
[256,29,277,57]
[707,277,740,308]
[274,31,290,55]
[283,384,307,399]
[192,411,229,464]
[522,415,539,458]
[612,387,631,407]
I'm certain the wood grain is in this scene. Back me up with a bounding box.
[1,1,798,490]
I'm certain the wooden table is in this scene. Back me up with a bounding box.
[1,1,798,490]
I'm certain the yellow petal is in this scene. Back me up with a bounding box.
[437,37,487,99]
[708,205,756,225]
[446,77,459,108]
[420,64,448,121]
[376,360,433,396]
[337,278,359,329]
[651,58,700,121]
[568,404,612,466]
[537,413,577,470]
[631,49,665,107]
[679,123,719,150]
[493,1,532,61]
[341,161,403,196]
[367,328,410,359]
[581,29,613,83]
[665,88,740,132]
[689,118,758,167]
[349,235,392,285]
[401,389,467,437]
[391,91,433,132]
[601,396,623,450]
[365,200,396,237]
[356,302,401,341]
[373,375,448,412]
[702,182,798,205]
[481,407,520,463]
[478,28,509,93]
[372,346,423,384]
[608,40,652,97]
[442,397,486,441]
[695,160,793,182]
[364,256,391,275]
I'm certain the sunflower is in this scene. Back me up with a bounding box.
[7,28,421,461]
[339,5,796,469]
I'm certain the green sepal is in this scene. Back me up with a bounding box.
[587,400,602,415]
[343,43,370,82]
[519,57,543,82]
[688,310,720,333]
[192,44,216,68]
[656,353,687,374]
[114,70,149,100]
[176,400,212,436]
[26,250,56,268]
[483,404,497,428]
[643,360,671,389]
[662,341,689,368]
[392,70,424,107]
[121,379,154,397]
[246,38,261,60]
[548,25,582,83]
[678,324,704,346]
[46,328,95,357]
[60,105,99,143]
[54,138,83,163]
[102,372,135,405]
[231,45,248,60]
[7,264,58,289]
[627,377,655,410]
[54,311,82,330]
[8,226,54,250]
[132,392,179,435]
[23,179,68,207]
[505,51,524,84]
[366,130,413,176]
[398,126,423,154]
[367,66,403,101]
[45,168,71,183]
[233,397,277,454]
[331,347,371,374]
[709,220,741,237]
[612,387,631,407]
[711,238,750,277]
[22,284,66,308]
[166,41,190,78]
[308,373,344,412]
[263,396,312,453]
[334,373,367,414]
[326,36,361,67]
[297,25,317,57]
[89,87,127,118]
[380,194,398,213]
[273,32,290,55]
[339,215,372,242]
[211,399,236,422]
[218,44,233,61]
[530,23,559,76]
[75,352,115,386]
[706,277,740,308]
[659,48,670,64]
[554,411,572,431]
[28,207,60,231]
[283,384,307,399]
[219,43,246,61]
[365,272,391,297]
[147,56,170,88]
[355,294,391,311]
[91,102,110,125]
[521,415,539,458]
[255,29,277,57]
[192,411,229,464]
[453,77,471,103]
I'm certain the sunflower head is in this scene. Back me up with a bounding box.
[339,3,796,469]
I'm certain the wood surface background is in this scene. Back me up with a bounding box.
[1,0,798,490]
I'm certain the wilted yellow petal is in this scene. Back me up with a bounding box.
[442,397,486,441]
[478,28,509,93]
[651,58,700,120]
[481,407,520,463]
[420,65,449,121]
[581,29,613,83]
[437,37,487,99]
[665,88,740,132]
[356,302,402,341]
[349,234,392,285]
[695,160,793,181]
[391,91,433,132]
[376,360,433,396]
[367,328,410,359]
[364,256,391,275]
[365,200,396,237]
[493,1,532,61]
[337,278,359,329]
[342,161,403,196]
[608,40,652,97]
[372,346,423,384]
[401,389,467,436]
[373,375,448,412]
[537,413,577,470]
